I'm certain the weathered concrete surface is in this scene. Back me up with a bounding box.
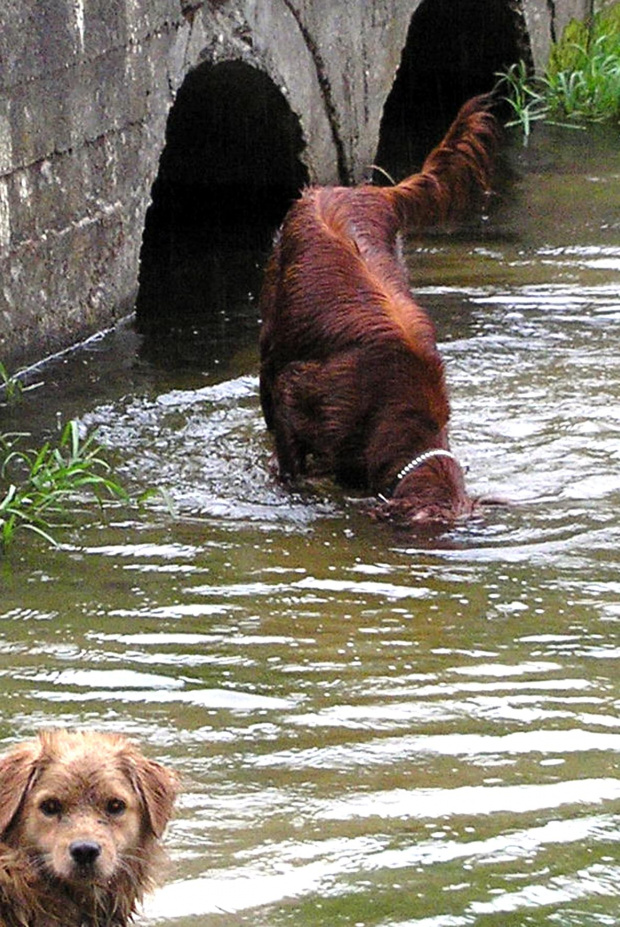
[521,0,594,70]
[0,0,188,367]
[0,0,592,368]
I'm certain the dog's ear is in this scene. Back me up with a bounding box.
[125,749,179,838]
[0,739,41,836]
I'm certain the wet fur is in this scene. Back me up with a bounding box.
[259,95,498,523]
[0,730,178,927]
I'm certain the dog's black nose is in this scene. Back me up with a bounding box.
[69,840,102,867]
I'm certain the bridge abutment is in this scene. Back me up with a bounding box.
[0,0,590,366]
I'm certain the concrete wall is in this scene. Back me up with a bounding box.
[0,0,591,368]
[521,0,594,70]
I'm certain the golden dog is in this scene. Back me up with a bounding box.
[0,729,178,927]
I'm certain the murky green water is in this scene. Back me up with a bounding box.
[1,126,620,925]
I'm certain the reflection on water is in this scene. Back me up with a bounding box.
[1,126,620,926]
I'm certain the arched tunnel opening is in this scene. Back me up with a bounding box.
[136,59,308,366]
[136,7,530,366]
[375,0,530,179]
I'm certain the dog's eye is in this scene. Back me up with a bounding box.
[39,798,62,817]
[106,798,126,816]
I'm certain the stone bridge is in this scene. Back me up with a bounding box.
[0,0,590,367]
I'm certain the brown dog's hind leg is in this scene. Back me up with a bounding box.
[271,362,327,481]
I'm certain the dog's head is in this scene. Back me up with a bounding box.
[0,729,178,886]
[376,452,474,525]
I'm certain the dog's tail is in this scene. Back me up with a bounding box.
[385,95,499,232]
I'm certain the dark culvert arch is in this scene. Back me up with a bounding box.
[136,59,308,364]
[375,0,531,179]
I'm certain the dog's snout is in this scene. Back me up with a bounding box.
[69,840,101,867]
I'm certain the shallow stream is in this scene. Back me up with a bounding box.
[1,125,620,926]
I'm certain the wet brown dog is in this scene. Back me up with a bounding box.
[259,96,498,524]
[0,729,179,927]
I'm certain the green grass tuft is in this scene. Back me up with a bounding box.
[497,3,620,143]
[0,420,130,550]
[0,362,43,406]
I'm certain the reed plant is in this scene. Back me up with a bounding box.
[497,60,549,143]
[0,362,42,406]
[497,4,620,142]
[0,420,129,549]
